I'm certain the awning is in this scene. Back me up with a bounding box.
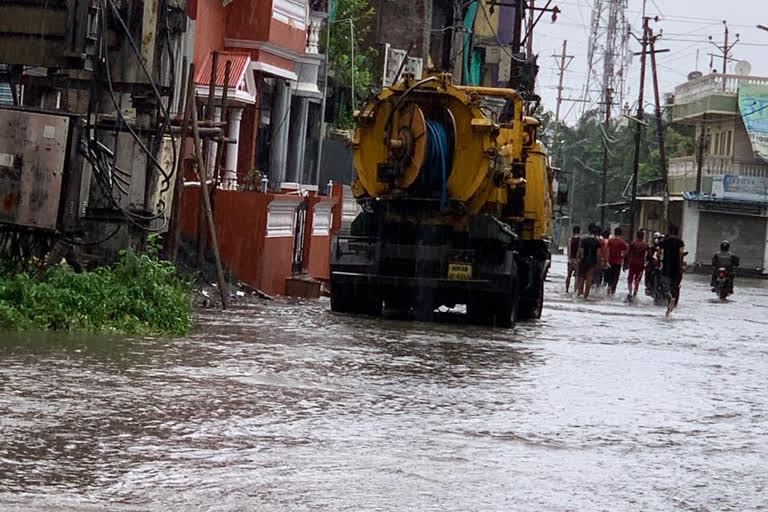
[194,51,256,105]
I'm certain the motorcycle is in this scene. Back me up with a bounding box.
[645,253,667,306]
[713,267,733,300]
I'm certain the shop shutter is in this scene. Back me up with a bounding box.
[696,212,766,269]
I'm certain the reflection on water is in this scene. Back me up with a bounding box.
[1,256,768,511]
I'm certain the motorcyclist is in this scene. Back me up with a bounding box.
[645,232,663,296]
[711,240,740,293]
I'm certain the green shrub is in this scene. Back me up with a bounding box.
[0,249,193,336]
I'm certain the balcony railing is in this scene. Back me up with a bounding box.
[673,73,768,105]
[669,155,768,178]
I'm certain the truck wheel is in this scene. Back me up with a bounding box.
[467,291,518,328]
[493,293,519,328]
[518,283,544,320]
[330,283,353,313]
[467,296,492,326]
[355,284,383,317]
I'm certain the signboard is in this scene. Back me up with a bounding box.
[712,174,768,202]
[738,82,768,161]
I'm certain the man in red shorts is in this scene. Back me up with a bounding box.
[624,230,649,300]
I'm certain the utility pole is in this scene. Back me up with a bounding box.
[648,28,671,231]
[696,114,707,193]
[527,0,535,56]
[451,0,465,84]
[723,22,728,77]
[600,87,613,227]
[512,0,524,54]
[709,21,739,91]
[552,40,574,123]
[629,17,650,241]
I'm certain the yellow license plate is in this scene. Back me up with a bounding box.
[448,262,473,280]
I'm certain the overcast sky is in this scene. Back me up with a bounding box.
[531,0,768,123]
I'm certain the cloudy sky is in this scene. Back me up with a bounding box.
[530,0,768,123]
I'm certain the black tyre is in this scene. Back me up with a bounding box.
[331,282,382,317]
[354,283,383,317]
[467,295,494,326]
[517,282,544,320]
[330,282,353,313]
[467,287,519,328]
[719,287,728,301]
[493,292,519,328]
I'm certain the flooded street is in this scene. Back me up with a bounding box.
[1,255,767,511]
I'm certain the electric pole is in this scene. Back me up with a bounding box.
[527,0,536,56]
[600,87,613,227]
[696,114,707,194]
[648,27,671,231]
[629,17,650,242]
[553,40,574,123]
[709,21,740,91]
[451,0,465,84]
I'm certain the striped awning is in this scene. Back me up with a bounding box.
[195,51,250,88]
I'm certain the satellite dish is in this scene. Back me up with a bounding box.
[735,60,752,75]
[687,71,703,81]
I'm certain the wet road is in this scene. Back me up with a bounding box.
[1,255,768,511]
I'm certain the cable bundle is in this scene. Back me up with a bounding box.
[425,119,450,211]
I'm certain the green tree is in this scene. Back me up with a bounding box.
[555,108,696,228]
[323,0,376,127]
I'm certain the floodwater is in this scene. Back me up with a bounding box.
[1,255,767,511]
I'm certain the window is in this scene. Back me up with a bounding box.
[725,130,732,156]
[713,133,720,155]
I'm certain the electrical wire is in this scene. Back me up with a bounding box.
[57,224,123,246]
[104,0,176,195]
[94,0,177,227]
[478,1,528,63]
[425,119,450,210]
[93,0,178,223]
[78,1,172,233]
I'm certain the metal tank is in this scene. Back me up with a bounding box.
[330,73,558,327]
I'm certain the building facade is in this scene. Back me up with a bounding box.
[668,72,768,272]
[189,0,326,189]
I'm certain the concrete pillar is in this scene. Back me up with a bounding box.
[225,107,243,190]
[209,107,221,183]
[287,97,310,183]
[269,79,292,189]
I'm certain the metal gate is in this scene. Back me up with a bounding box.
[696,212,766,269]
[292,199,309,274]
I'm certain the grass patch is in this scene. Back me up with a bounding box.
[0,247,194,336]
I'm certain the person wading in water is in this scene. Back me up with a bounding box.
[566,225,581,294]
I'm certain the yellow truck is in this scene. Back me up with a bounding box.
[330,73,559,327]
